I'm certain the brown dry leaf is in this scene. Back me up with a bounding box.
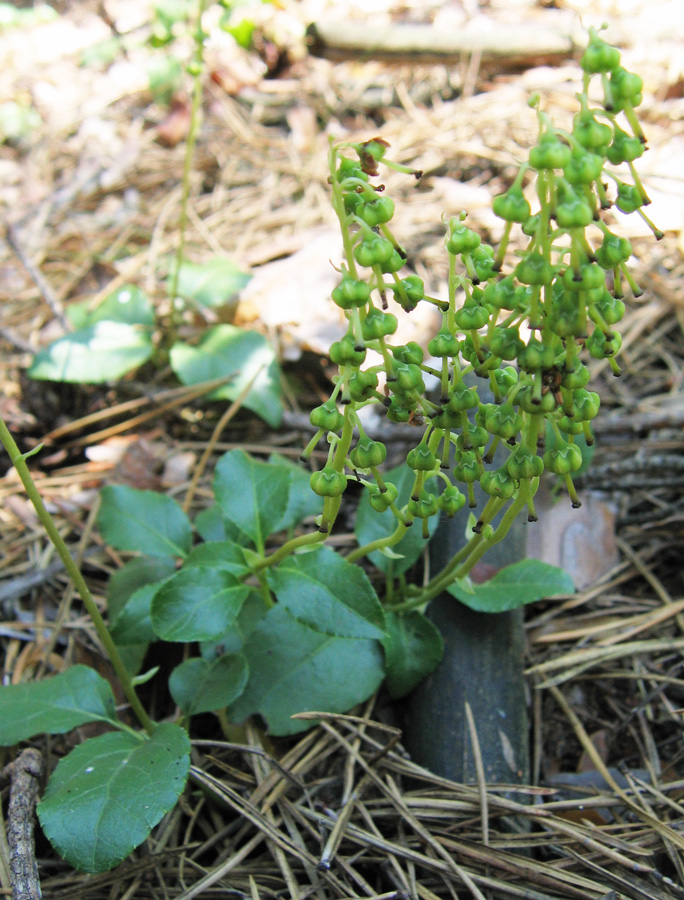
[526,482,619,590]
[156,95,192,148]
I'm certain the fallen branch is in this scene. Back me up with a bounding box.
[2,749,43,900]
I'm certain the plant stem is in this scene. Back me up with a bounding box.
[250,530,326,574]
[166,0,209,351]
[0,417,155,736]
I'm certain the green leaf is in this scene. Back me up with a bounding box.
[98,486,192,558]
[355,464,439,577]
[147,55,183,104]
[37,723,190,873]
[169,654,248,715]
[183,541,250,578]
[446,559,575,613]
[68,286,155,329]
[107,556,177,621]
[151,568,249,642]
[172,258,251,310]
[170,325,282,427]
[268,453,323,531]
[382,611,443,699]
[27,322,154,383]
[213,449,290,550]
[200,590,268,658]
[0,666,118,746]
[268,546,385,639]
[228,606,385,735]
[193,505,247,544]
[109,584,159,646]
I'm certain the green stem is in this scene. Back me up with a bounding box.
[347,519,409,564]
[0,418,155,735]
[166,0,209,351]
[250,529,326,574]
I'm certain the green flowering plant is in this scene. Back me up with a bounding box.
[0,28,657,875]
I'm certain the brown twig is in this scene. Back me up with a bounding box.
[2,749,43,900]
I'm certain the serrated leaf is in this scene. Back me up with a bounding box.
[170,325,282,427]
[446,559,575,613]
[98,486,192,558]
[267,453,323,531]
[0,666,118,746]
[355,464,439,577]
[37,723,190,873]
[228,606,385,735]
[213,449,290,551]
[268,546,385,639]
[382,611,443,699]
[169,654,248,714]
[28,321,154,383]
[151,568,249,642]
[172,257,251,310]
[183,541,250,579]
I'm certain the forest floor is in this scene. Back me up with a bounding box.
[3,0,684,897]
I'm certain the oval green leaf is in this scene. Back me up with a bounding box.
[97,486,192,558]
[228,606,385,735]
[27,321,154,383]
[0,666,118,746]
[37,723,190,873]
[446,559,575,613]
[169,654,248,715]
[382,611,443,700]
[151,568,249,642]
[170,325,282,427]
[268,546,385,639]
[213,449,290,550]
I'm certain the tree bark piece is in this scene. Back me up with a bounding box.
[4,749,43,900]
[306,18,579,65]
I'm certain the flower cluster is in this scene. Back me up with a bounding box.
[306,28,656,554]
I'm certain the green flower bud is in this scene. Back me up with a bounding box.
[428,329,461,358]
[472,244,496,282]
[392,275,424,311]
[562,263,606,292]
[408,490,439,520]
[354,235,394,267]
[586,329,622,359]
[480,467,517,499]
[543,440,583,475]
[439,485,466,517]
[331,277,371,310]
[563,148,604,185]
[572,389,600,421]
[362,308,398,340]
[336,156,369,183]
[386,400,411,423]
[581,33,620,73]
[453,450,482,484]
[492,366,519,394]
[455,303,489,331]
[348,370,379,402]
[557,415,584,435]
[357,196,395,227]
[592,290,625,326]
[446,222,481,255]
[310,400,344,432]
[606,126,645,165]
[392,342,424,365]
[518,338,557,372]
[529,135,571,170]
[492,188,531,223]
[595,233,632,269]
[447,386,479,413]
[610,67,643,103]
[572,111,612,153]
[561,362,590,389]
[392,362,424,393]
[506,446,544,480]
[456,425,490,450]
[517,386,558,414]
[369,481,399,512]
[329,335,366,366]
[489,326,524,360]
[514,252,554,285]
[484,403,523,440]
[310,466,347,497]
[380,250,405,274]
[555,191,594,229]
[407,445,437,472]
[615,182,644,214]
[351,437,387,469]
